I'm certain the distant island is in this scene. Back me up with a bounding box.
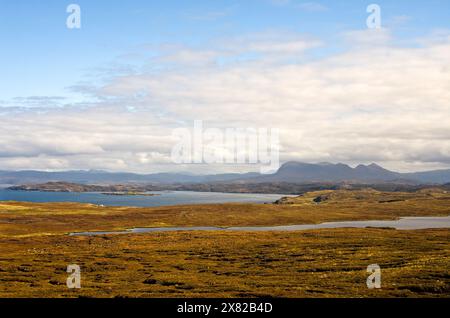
[7,180,450,195]
[7,182,141,193]
[101,192,159,196]
[8,182,160,196]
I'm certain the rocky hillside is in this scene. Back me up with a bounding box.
[274,188,450,205]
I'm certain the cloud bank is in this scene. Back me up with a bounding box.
[1,29,450,173]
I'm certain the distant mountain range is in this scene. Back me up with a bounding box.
[255,162,450,184]
[1,162,450,186]
[0,169,260,185]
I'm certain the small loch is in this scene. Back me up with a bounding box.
[70,216,450,236]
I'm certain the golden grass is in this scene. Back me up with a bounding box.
[0,229,448,298]
[0,189,449,298]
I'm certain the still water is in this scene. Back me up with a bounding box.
[71,216,450,236]
[0,190,287,207]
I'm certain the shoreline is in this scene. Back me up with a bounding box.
[1,188,450,237]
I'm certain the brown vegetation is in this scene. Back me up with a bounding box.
[0,189,449,298]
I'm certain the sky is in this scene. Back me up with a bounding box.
[0,0,449,173]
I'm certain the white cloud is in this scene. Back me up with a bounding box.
[2,30,450,173]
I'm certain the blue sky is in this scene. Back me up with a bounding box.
[0,1,449,173]
[1,0,449,104]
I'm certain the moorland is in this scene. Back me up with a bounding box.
[0,189,449,297]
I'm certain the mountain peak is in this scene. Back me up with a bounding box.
[264,161,400,183]
[355,163,385,170]
[317,162,334,166]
